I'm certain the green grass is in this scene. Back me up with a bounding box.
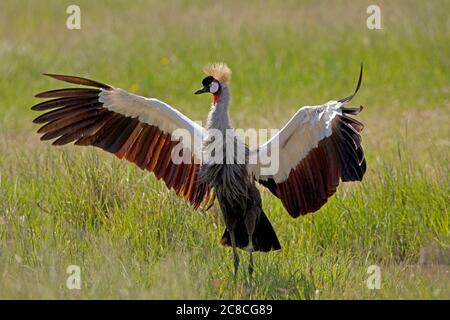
[0,0,449,299]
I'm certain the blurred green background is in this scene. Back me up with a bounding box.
[0,0,448,299]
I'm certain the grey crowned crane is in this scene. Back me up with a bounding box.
[31,63,366,279]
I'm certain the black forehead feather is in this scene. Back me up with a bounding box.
[202,76,215,86]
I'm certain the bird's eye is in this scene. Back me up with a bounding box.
[209,81,219,94]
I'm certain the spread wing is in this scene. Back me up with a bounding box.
[32,74,211,208]
[249,65,366,217]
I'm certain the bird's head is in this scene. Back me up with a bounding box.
[194,75,221,95]
[194,63,231,104]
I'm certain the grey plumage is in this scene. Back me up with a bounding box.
[197,82,281,280]
[199,86,250,204]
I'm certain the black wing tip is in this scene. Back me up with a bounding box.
[40,73,111,89]
[338,63,364,104]
[42,73,71,81]
[43,72,58,78]
[341,105,364,115]
[355,63,363,95]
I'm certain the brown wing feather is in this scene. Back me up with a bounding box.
[35,88,101,98]
[32,75,210,209]
[259,111,366,218]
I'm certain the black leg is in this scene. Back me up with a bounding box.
[229,230,240,282]
[248,251,254,278]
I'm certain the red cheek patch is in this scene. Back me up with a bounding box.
[213,95,219,105]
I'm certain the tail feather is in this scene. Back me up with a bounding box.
[220,211,281,252]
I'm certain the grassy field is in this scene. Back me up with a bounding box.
[0,0,449,299]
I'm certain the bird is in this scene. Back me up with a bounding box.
[31,63,366,280]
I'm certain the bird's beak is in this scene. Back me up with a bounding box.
[194,87,208,95]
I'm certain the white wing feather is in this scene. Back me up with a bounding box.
[99,88,204,160]
[249,100,343,183]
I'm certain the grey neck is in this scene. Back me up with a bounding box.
[205,86,232,133]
